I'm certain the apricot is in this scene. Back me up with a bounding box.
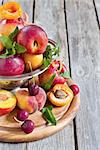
[23,53,43,71]
[0,19,24,51]
[0,41,3,52]
[15,87,46,113]
[15,89,38,113]
[0,2,22,20]
[47,84,74,106]
[0,90,17,116]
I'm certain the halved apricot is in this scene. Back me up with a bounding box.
[47,84,74,106]
[0,2,22,19]
[0,90,17,116]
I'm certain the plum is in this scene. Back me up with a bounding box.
[0,55,25,76]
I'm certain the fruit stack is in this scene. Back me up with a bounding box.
[0,2,79,134]
[0,2,49,76]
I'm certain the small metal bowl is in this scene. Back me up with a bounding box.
[0,39,56,90]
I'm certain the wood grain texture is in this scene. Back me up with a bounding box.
[0,86,80,142]
[0,0,75,149]
[0,0,2,5]
[34,0,69,66]
[94,0,100,26]
[65,0,100,150]
[27,0,75,149]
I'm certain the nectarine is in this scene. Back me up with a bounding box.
[17,25,48,54]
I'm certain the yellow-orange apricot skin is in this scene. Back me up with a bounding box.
[0,2,22,20]
[23,53,43,71]
[15,89,38,114]
[47,84,74,107]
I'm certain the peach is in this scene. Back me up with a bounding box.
[17,25,48,54]
[0,42,3,52]
[0,90,17,116]
[35,87,47,110]
[15,87,46,113]
[0,19,24,51]
[23,53,43,71]
[15,89,38,113]
[0,19,24,36]
[0,33,4,52]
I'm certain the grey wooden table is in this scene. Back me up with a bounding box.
[0,0,100,150]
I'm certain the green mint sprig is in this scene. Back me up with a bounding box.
[0,27,26,59]
[41,74,56,90]
[60,71,70,78]
[42,106,57,125]
[42,44,60,68]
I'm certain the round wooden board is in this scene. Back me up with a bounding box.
[0,79,80,143]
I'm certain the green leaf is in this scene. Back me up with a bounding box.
[47,105,53,110]
[9,27,19,41]
[42,44,60,68]
[42,74,56,90]
[42,106,57,125]
[0,49,9,58]
[42,58,51,68]
[42,107,47,113]
[15,43,26,54]
[60,71,70,78]
[0,35,12,49]
[0,48,16,59]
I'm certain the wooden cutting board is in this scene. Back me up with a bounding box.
[0,78,80,142]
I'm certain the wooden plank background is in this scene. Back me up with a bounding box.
[94,0,100,28]
[65,0,100,150]
[0,0,100,150]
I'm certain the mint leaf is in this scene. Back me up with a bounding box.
[9,27,19,41]
[0,48,16,59]
[15,43,26,54]
[42,44,60,68]
[42,58,50,68]
[42,74,56,90]
[0,49,9,58]
[60,72,70,78]
[47,105,53,110]
[0,35,12,49]
[42,106,57,125]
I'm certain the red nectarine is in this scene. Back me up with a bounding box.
[17,25,48,54]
